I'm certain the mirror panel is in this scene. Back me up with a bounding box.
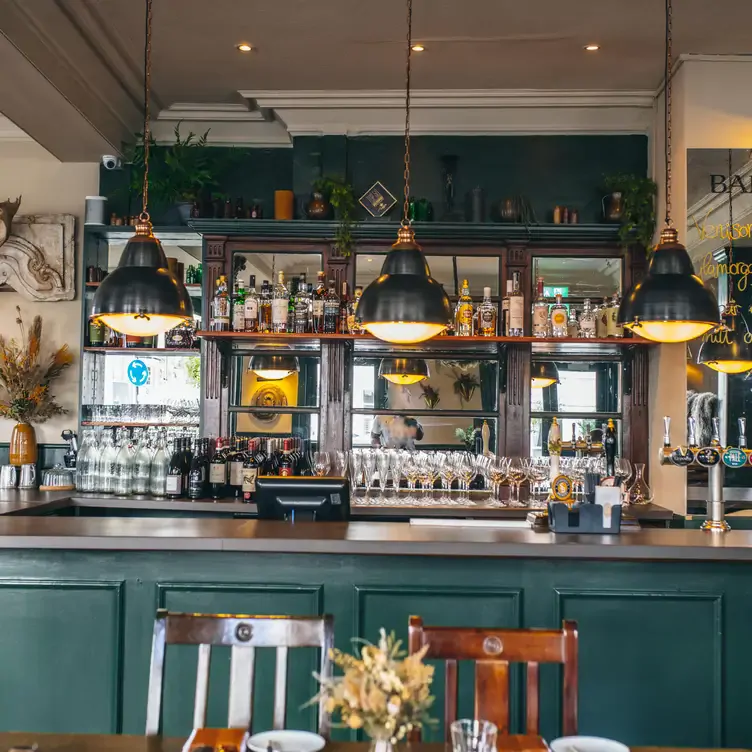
[530,417,622,457]
[235,355,320,408]
[532,256,622,299]
[530,360,621,413]
[233,252,323,288]
[233,411,319,443]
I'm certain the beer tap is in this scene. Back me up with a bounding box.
[738,417,747,452]
[696,418,722,468]
[659,416,674,465]
[688,417,698,453]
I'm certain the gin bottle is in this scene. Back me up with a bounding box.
[244,275,259,332]
[532,276,548,337]
[312,271,326,333]
[232,278,246,332]
[271,271,289,333]
[258,280,272,333]
[476,286,498,336]
[323,280,339,333]
[294,278,310,333]
[607,293,623,338]
[210,275,230,332]
[567,307,580,338]
[508,271,525,337]
[579,298,597,338]
[549,293,568,338]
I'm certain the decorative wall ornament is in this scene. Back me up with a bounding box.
[0,199,75,301]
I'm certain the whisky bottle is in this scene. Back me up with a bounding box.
[455,278,474,336]
[232,278,246,332]
[549,293,568,338]
[596,297,609,338]
[244,275,259,332]
[294,278,310,333]
[579,298,597,338]
[210,275,230,332]
[258,280,272,333]
[271,271,289,333]
[323,279,339,333]
[286,277,296,333]
[501,280,511,336]
[312,271,326,333]
[531,276,548,337]
[476,286,497,336]
[607,293,624,338]
[339,282,350,334]
[349,286,363,334]
[508,272,525,337]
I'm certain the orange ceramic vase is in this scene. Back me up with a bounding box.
[9,422,37,466]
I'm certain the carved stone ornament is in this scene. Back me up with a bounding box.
[0,198,75,301]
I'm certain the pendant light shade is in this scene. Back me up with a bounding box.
[92,222,193,336]
[359,228,452,344]
[249,353,300,381]
[697,325,752,374]
[378,357,429,385]
[531,361,560,389]
[618,230,719,343]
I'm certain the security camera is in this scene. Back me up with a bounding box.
[101,155,122,170]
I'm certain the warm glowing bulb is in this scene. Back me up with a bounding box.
[237,43,253,52]
[362,322,446,344]
[382,373,427,386]
[411,44,425,52]
[624,320,716,343]
[96,313,187,337]
[252,369,294,380]
[531,377,558,389]
[703,361,752,374]
[584,44,600,51]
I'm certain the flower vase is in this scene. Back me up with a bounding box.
[10,422,37,466]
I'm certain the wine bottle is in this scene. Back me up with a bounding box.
[209,438,227,499]
[278,438,295,476]
[242,439,260,503]
[165,440,184,498]
[604,418,617,476]
[187,440,206,500]
[228,436,246,498]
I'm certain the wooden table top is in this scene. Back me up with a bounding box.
[0,733,745,752]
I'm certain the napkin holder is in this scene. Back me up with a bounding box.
[548,501,622,534]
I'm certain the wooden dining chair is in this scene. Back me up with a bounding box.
[408,616,578,739]
[145,609,334,736]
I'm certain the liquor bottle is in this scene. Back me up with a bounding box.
[187,440,206,500]
[607,293,624,338]
[232,278,246,332]
[579,298,597,338]
[278,438,295,476]
[596,297,609,338]
[549,293,568,338]
[149,431,169,497]
[259,280,272,333]
[339,282,350,334]
[455,279,474,336]
[88,318,105,347]
[271,271,289,333]
[501,280,512,336]
[131,430,152,495]
[264,437,279,475]
[508,272,525,337]
[209,438,228,499]
[210,275,230,332]
[547,416,562,486]
[228,437,246,498]
[476,287,498,337]
[312,271,327,333]
[244,275,259,332]
[242,439,260,503]
[294,279,310,333]
[286,277,297,333]
[323,280,339,334]
[567,307,579,338]
[604,418,617,477]
[349,286,363,334]
[531,276,548,338]
[165,440,184,498]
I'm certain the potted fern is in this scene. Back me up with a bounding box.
[313,177,357,256]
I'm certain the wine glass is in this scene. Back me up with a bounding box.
[312,451,330,477]
[506,457,526,506]
[457,453,478,505]
[526,456,549,508]
[362,449,377,498]
[487,455,509,507]
[376,449,391,498]
[334,450,349,478]
[349,449,363,499]
[418,452,439,506]
[403,453,420,503]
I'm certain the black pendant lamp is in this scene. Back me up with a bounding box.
[356,0,452,344]
[91,0,193,337]
[531,361,560,389]
[249,353,300,381]
[618,0,718,343]
[697,150,752,374]
[378,357,429,385]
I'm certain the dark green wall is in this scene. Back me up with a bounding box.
[100,135,647,225]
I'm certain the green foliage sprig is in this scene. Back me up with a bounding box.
[314,177,357,256]
[603,173,658,254]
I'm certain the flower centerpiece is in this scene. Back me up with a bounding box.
[312,629,434,752]
[0,307,72,465]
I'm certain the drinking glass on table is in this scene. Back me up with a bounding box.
[450,719,498,752]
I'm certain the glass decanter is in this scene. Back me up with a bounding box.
[98,430,118,495]
[626,462,652,505]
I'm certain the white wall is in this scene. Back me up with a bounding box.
[0,143,97,443]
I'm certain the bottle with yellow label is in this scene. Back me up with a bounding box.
[606,292,623,338]
[455,278,474,336]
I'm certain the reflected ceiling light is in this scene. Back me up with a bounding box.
[357,0,452,345]
[378,358,429,385]
[237,43,253,52]
[411,44,425,52]
[249,353,300,380]
[531,361,560,389]
[698,149,752,374]
[584,44,600,51]
[617,0,718,344]
[92,0,193,337]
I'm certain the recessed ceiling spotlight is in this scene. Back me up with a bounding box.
[411,44,425,52]
[237,43,253,52]
[584,44,600,51]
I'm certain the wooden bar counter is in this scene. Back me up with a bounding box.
[0,492,746,748]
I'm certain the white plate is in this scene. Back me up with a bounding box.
[247,730,326,752]
[549,736,630,752]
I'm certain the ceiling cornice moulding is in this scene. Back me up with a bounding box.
[157,102,270,123]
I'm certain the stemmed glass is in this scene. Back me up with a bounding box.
[506,457,526,506]
[334,450,349,478]
[486,455,509,507]
[437,452,457,504]
[457,453,478,505]
[376,449,391,499]
[390,451,407,506]
[362,449,377,498]
[403,453,420,503]
[525,456,549,508]
[349,449,363,500]
[418,452,439,506]
[312,451,330,477]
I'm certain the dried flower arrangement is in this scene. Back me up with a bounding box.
[312,629,434,746]
[0,307,72,424]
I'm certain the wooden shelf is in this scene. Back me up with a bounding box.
[85,282,202,297]
[83,347,199,354]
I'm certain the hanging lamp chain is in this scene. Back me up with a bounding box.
[664,0,673,227]
[401,0,413,229]
[140,0,153,226]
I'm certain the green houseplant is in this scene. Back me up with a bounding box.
[313,177,357,256]
[603,173,658,254]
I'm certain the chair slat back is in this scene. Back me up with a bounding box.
[146,609,333,737]
[408,617,577,740]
